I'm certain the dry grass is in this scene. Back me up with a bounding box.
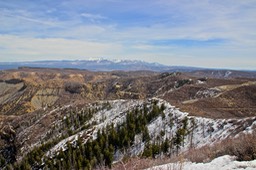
[184,131,256,163]
[110,155,186,170]
[109,131,256,170]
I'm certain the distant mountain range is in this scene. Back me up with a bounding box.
[0,59,202,72]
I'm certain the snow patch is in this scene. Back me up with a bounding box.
[146,155,256,170]
[224,71,232,78]
[45,98,256,161]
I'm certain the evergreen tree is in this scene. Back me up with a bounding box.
[142,127,150,143]
[143,143,152,157]
[161,138,169,153]
[174,128,185,154]
[152,143,160,158]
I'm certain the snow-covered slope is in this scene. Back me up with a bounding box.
[147,155,256,170]
[46,98,256,161]
[46,100,144,157]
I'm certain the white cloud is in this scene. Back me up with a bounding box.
[0,0,256,69]
[3,14,56,26]
[0,34,255,69]
[81,12,107,22]
[0,35,122,61]
[0,8,57,26]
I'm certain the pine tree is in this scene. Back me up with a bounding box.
[174,128,184,154]
[152,143,160,158]
[142,127,150,143]
[143,143,152,158]
[104,147,113,168]
[20,159,31,170]
[160,103,166,111]
[161,138,169,153]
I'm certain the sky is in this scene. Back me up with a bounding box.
[0,0,256,69]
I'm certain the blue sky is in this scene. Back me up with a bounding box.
[0,0,256,69]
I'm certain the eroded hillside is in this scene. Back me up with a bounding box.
[0,67,255,169]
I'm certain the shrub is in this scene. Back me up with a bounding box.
[64,82,83,94]
[5,79,23,84]
[185,131,256,163]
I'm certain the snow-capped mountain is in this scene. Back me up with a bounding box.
[0,59,201,72]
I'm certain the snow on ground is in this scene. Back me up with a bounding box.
[144,98,256,150]
[224,71,232,78]
[47,99,144,157]
[18,104,72,155]
[123,98,256,157]
[195,87,221,98]
[90,99,144,139]
[146,155,256,170]
[243,118,256,134]
[46,98,256,160]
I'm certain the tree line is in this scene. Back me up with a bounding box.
[7,100,192,169]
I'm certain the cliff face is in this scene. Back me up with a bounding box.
[0,69,157,116]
